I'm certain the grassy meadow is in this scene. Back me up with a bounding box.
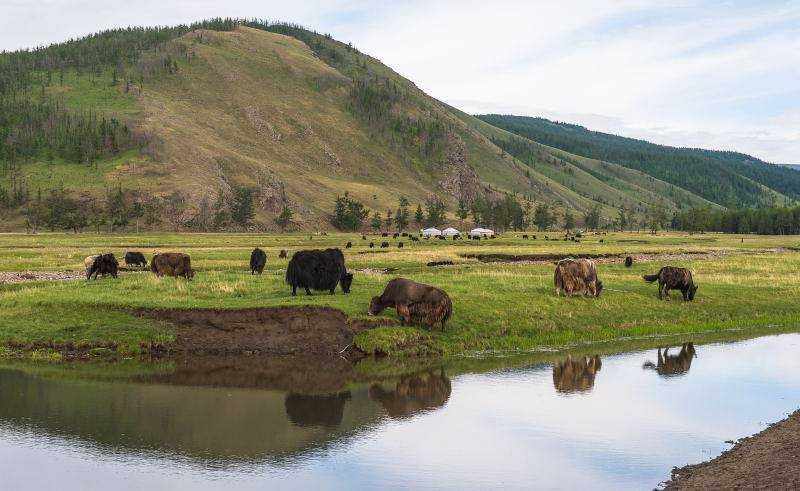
[1,230,800,359]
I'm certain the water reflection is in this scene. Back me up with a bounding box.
[285,392,352,428]
[643,343,696,377]
[368,369,452,418]
[553,355,602,393]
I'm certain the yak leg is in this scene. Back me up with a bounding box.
[304,287,312,296]
[396,304,411,325]
[657,281,663,299]
[291,285,297,296]
[329,287,335,295]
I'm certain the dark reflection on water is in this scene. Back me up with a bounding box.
[553,355,602,393]
[642,343,696,377]
[1,333,799,490]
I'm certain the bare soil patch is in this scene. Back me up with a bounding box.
[142,306,395,356]
[664,409,800,489]
[0,271,84,284]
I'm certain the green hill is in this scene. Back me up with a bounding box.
[477,114,798,208]
[0,19,790,232]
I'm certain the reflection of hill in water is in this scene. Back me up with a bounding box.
[0,356,456,465]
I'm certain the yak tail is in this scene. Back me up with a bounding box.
[642,273,660,283]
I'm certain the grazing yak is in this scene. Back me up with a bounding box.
[643,266,697,301]
[393,233,399,239]
[625,256,634,268]
[368,277,452,330]
[124,251,147,268]
[381,232,389,237]
[380,242,389,248]
[643,343,696,377]
[553,355,602,393]
[85,253,119,280]
[398,242,404,248]
[279,249,288,259]
[522,234,528,239]
[369,242,375,248]
[285,248,352,296]
[362,235,367,240]
[369,369,451,418]
[284,392,351,428]
[250,248,267,275]
[554,258,603,297]
[345,242,353,249]
[410,236,419,242]
[151,253,195,280]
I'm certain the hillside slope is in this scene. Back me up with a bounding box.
[477,114,798,208]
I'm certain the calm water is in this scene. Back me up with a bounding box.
[1,333,799,490]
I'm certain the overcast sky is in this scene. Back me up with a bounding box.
[2,0,798,163]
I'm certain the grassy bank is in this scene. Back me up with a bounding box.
[1,231,799,357]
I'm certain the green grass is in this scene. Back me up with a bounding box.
[1,231,799,358]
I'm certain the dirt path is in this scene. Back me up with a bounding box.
[664,409,800,489]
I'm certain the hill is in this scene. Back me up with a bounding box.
[0,19,787,232]
[477,114,799,208]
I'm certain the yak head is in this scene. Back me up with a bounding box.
[688,284,698,300]
[367,296,385,316]
[340,272,353,293]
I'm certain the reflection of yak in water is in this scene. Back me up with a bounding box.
[643,343,696,377]
[369,369,452,418]
[284,392,351,427]
[553,355,602,393]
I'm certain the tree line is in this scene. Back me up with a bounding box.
[673,205,800,235]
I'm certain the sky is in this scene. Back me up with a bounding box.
[1,0,798,163]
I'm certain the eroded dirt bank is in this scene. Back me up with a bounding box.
[142,306,394,357]
[664,409,800,489]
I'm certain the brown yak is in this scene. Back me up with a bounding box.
[151,252,195,280]
[368,278,452,330]
[554,258,603,297]
[643,266,698,300]
[643,343,696,377]
[553,355,602,393]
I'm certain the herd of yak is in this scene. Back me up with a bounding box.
[82,239,698,331]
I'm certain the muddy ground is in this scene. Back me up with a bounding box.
[664,409,800,489]
[142,306,395,357]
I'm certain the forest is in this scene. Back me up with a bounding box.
[478,114,800,208]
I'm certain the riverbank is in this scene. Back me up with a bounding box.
[665,409,800,489]
[1,231,800,359]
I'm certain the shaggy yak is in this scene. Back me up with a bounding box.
[250,248,267,275]
[368,277,452,330]
[285,248,352,296]
[85,253,119,280]
[624,256,634,268]
[553,355,602,393]
[279,249,288,259]
[124,251,147,268]
[554,258,603,297]
[151,253,195,280]
[643,266,697,300]
[643,343,696,377]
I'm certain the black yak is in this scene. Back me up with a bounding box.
[523,234,528,239]
[369,242,375,248]
[368,278,452,330]
[279,249,288,259]
[380,242,389,248]
[250,248,266,275]
[625,256,633,267]
[362,235,367,240]
[86,253,119,280]
[151,253,195,280]
[398,242,404,248]
[643,343,696,377]
[643,266,697,300]
[381,232,389,237]
[411,236,419,242]
[554,258,603,297]
[393,233,399,239]
[124,251,147,268]
[345,242,353,248]
[285,248,352,296]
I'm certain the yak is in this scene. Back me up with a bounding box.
[368,277,452,330]
[151,253,195,280]
[643,343,696,377]
[85,253,119,280]
[285,248,352,296]
[380,242,389,248]
[625,256,633,268]
[398,242,404,248]
[554,258,603,297]
[279,249,288,259]
[124,251,147,268]
[345,242,353,249]
[553,355,602,393]
[523,234,528,239]
[643,266,697,300]
[250,248,267,275]
[369,242,375,248]
[410,236,419,242]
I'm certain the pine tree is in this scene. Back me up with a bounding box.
[275,204,293,231]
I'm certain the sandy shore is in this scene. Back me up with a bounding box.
[664,409,800,489]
